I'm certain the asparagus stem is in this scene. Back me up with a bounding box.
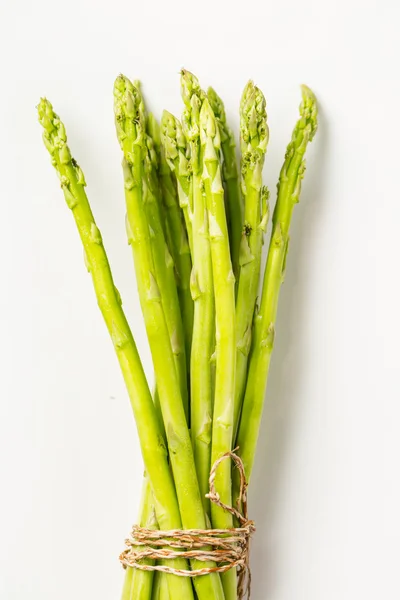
[127,383,171,600]
[128,113,178,600]
[38,98,194,599]
[151,572,171,600]
[143,129,189,422]
[235,85,318,490]
[126,477,158,600]
[114,75,225,600]
[131,114,189,600]
[121,568,133,600]
[160,149,194,372]
[233,82,270,438]
[180,70,215,519]
[207,87,242,285]
[200,97,237,600]
[149,113,194,386]
[161,111,193,255]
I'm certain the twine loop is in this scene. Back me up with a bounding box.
[120,449,255,599]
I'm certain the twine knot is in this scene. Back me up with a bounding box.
[120,449,255,599]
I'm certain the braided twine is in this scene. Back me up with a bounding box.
[119,449,255,599]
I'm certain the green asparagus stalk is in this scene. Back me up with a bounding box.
[151,572,170,600]
[125,477,158,600]
[37,98,194,600]
[126,112,181,600]
[235,85,318,492]
[142,114,193,600]
[207,87,242,284]
[161,111,193,254]
[121,568,134,600]
[145,114,169,243]
[180,70,215,519]
[143,129,189,422]
[114,74,225,600]
[148,113,194,380]
[141,138,189,598]
[200,97,237,600]
[233,82,269,437]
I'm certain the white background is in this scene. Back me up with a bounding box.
[0,1,399,599]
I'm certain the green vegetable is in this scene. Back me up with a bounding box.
[161,111,194,255]
[125,478,158,600]
[207,86,242,286]
[235,85,318,494]
[233,81,269,437]
[180,70,215,518]
[37,97,194,600]
[155,118,194,373]
[152,572,170,600]
[200,96,237,600]
[39,73,318,600]
[129,112,192,600]
[114,74,225,600]
[143,126,189,422]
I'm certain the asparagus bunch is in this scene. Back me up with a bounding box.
[38,72,318,600]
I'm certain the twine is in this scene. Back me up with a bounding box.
[119,448,255,599]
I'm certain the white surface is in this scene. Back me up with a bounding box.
[0,1,399,598]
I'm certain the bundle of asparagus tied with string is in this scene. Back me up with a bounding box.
[38,69,318,600]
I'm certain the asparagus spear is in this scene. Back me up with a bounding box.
[145,114,169,243]
[127,111,184,600]
[180,71,215,519]
[151,572,170,600]
[207,87,242,285]
[141,134,189,600]
[143,128,189,422]
[124,477,158,600]
[233,82,269,437]
[121,568,134,600]
[148,113,194,381]
[161,111,193,254]
[235,85,318,490]
[37,98,194,600]
[200,97,237,600]
[114,75,225,600]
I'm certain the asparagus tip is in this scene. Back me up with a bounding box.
[37,97,62,153]
[199,97,218,142]
[161,110,178,142]
[114,73,130,94]
[180,69,202,108]
[299,84,318,141]
[240,80,268,153]
[207,86,226,123]
[37,96,52,120]
[240,80,256,107]
[160,110,181,162]
[161,109,174,125]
